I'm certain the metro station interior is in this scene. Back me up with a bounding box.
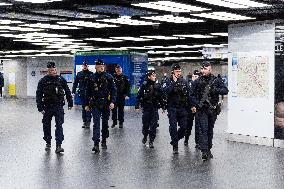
[1,0,284,188]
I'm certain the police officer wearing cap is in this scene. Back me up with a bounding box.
[135,70,164,148]
[85,59,117,153]
[36,61,73,154]
[163,64,191,154]
[191,62,228,161]
[72,61,93,129]
[111,64,130,129]
[184,70,201,147]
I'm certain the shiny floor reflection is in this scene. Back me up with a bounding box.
[0,98,283,189]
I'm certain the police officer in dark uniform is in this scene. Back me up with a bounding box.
[184,70,201,147]
[36,62,73,153]
[163,64,191,154]
[72,61,93,129]
[85,59,117,153]
[191,62,228,161]
[111,65,130,129]
[135,70,164,148]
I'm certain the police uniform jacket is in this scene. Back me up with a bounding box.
[135,79,163,109]
[86,72,117,108]
[163,77,191,108]
[72,70,93,95]
[36,75,73,112]
[190,74,228,109]
[113,73,130,99]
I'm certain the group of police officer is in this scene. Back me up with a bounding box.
[36,59,228,161]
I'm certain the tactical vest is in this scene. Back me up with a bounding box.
[42,77,65,104]
[170,80,188,107]
[114,75,125,94]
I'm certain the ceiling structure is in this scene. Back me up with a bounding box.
[0,0,282,64]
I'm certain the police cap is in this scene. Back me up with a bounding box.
[82,60,88,66]
[172,63,181,71]
[146,70,156,77]
[47,61,56,68]
[193,70,201,76]
[115,64,121,69]
[95,59,104,65]
[201,61,211,68]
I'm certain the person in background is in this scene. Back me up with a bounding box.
[36,62,73,153]
[111,65,130,129]
[0,72,4,98]
[72,61,93,129]
[184,70,201,147]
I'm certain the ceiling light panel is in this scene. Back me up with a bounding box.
[100,16,159,26]
[0,20,24,24]
[191,12,255,21]
[57,21,118,28]
[141,35,180,40]
[195,0,271,9]
[32,9,106,19]
[141,15,204,23]
[173,34,215,38]
[20,23,80,30]
[0,2,12,6]
[132,1,210,13]
[85,38,123,42]
[14,0,62,3]
[210,33,228,36]
[0,13,66,21]
[110,37,153,41]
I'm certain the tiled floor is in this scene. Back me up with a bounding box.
[0,98,283,189]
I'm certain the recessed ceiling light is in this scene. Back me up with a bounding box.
[132,1,210,13]
[192,12,255,21]
[196,0,271,9]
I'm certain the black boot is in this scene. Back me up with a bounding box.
[92,143,100,153]
[119,122,123,128]
[208,150,213,159]
[149,141,154,148]
[173,145,179,154]
[85,122,91,129]
[101,140,107,149]
[55,145,64,153]
[45,143,51,151]
[202,151,209,161]
[111,122,117,128]
[142,136,147,144]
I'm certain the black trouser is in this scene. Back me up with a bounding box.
[195,108,217,151]
[42,105,64,145]
[81,95,92,123]
[0,87,2,97]
[91,106,110,144]
[142,107,159,142]
[185,111,195,141]
[112,103,125,124]
[167,106,187,146]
